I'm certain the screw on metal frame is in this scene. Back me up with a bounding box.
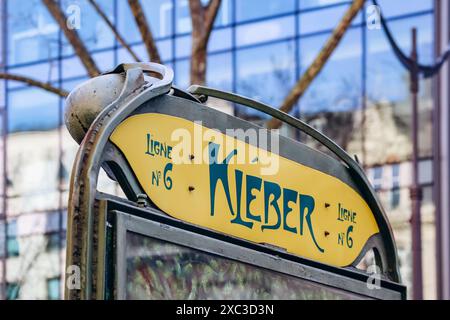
[137,193,149,208]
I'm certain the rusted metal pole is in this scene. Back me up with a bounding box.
[410,27,423,300]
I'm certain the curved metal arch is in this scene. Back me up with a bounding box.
[187,85,401,283]
[66,63,401,300]
[66,63,173,299]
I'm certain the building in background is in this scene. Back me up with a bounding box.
[0,0,439,299]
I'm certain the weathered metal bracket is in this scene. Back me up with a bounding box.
[65,63,173,299]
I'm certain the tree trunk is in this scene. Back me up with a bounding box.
[191,43,208,85]
[266,0,365,129]
[189,0,221,85]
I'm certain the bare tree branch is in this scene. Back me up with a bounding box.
[42,0,100,77]
[189,0,222,85]
[127,0,161,63]
[88,0,141,62]
[0,73,69,97]
[203,0,221,44]
[266,0,365,129]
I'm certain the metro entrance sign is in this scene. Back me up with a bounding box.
[110,113,380,267]
[64,63,405,300]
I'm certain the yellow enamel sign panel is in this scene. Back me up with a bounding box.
[110,113,379,267]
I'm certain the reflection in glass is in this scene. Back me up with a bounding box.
[366,14,433,164]
[7,63,59,90]
[6,282,20,300]
[175,0,231,35]
[299,28,362,156]
[46,277,60,300]
[8,88,59,133]
[62,51,114,79]
[299,4,362,35]
[236,16,295,47]
[174,59,189,89]
[8,0,59,65]
[235,0,295,22]
[236,41,296,118]
[6,112,60,214]
[6,220,19,257]
[376,0,433,18]
[60,0,115,54]
[125,232,363,300]
[6,93,60,216]
[207,53,232,92]
[300,0,346,10]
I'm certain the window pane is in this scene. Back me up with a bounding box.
[7,62,59,90]
[8,88,59,133]
[299,28,362,154]
[174,59,189,89]
[60,0,115,53]
[300,0,347,10]
[366,14,433,165]
[175,35,190,59]
[117,43,145,63]
[118,0,173,40]
[236,41,296,118]
[8,0,59,65]
[236,0,295,22]
[176,0,232,34]
[7,238,19,256]
[236,16,295,47]
[7,220,19,256]
[391,188,400,209]
[46,233,60,251]
[209,28,232,53]
[371,166,383,190]
[62,51,114,78]
[299,4,362,35]
[207,52,232,92]
[7,129,60,215]
[214,0,233,27]
[6,283,20,300]
[6,219,17,237]
[47,278,60,300]
[117,0,142,44]
[300,28,362,113]
[15,211,61,236]
[376,0,433,18]
[175,0,190,34]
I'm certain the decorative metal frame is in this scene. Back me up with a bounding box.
[65,63,405,300]
[110,203,405,300]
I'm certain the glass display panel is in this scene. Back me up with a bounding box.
[125,231,365,300]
